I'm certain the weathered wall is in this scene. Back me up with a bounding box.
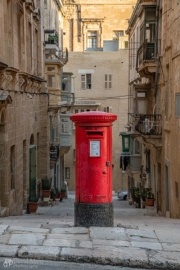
[64,51,130,192]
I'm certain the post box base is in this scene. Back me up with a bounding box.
[74,202,114,227]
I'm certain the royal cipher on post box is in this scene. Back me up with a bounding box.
[70,111,117,227]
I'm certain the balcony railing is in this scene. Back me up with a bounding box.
[50,144,59,161]
[136,40,161,68]
[135,114,162,135]
[44,30,59,46]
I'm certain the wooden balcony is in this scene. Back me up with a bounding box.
[136,40,160,78]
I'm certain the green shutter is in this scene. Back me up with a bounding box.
[29,145,36,199]
[120,133,130,153]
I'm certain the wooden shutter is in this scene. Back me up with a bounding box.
[109,74,112,88]
[105,74,108,89]
[81,75,85,89]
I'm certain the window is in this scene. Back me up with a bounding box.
[47,67,55,72]
[65,167,70,179]
[81,74,91,89]
[51,127,55,141]
[124,41,128,49]
[87,31,97,48]
[104,107,112,113]
[134,140,140,155]
[74,109,78,114]
[105,74,112,89]
[47,75,55,88]
[113,30,124,39]
[175,93,180,117]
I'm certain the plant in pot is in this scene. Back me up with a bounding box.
[130,187,137,203]
[28,195,39,213]
[140,189,147,208]
[60,187,67,199]
[54,188,60,205]
[145,188,155,206]
[50,188,57,206]
[134,190,141,208]
[42,178,51,198]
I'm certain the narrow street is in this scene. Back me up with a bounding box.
[0,194,180,269]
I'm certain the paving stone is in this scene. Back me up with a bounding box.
[8,226,49,234]
[93,246,148,267]
[117,223,139,230]
[47,233,89,241]
[148,250,180,269]
[131,241,162,250]
[61,247,92,262]
[0,225,8,234]
[93,239,130,247]
[18,245,60,260]
[8,233,45,245]
[127,235,159,243]
[0,244,19,257]
[51,227,88,234]
[162,243,180,252]
[90,227,126,241]
[0,234,11,244]
[79,241,92,249]
[43,238,77,247]
[126,229,157,239]
[155,230,180,243]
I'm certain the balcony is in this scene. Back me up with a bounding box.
[50,144,59,162]
[44,30,59,46]
[136,40,161,78]
[134,114,162,148]
[61,92,74,105]
[44,30,68,65]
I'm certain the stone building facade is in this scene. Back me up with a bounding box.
[44,0,70,195]
[0,0,48,216]
[122,0,180,218]
[62,0,137,192]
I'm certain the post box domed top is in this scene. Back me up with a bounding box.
[70,111,117,123]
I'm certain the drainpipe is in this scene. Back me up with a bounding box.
[153,0,160,100]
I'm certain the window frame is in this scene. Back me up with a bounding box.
[81,74,92,90]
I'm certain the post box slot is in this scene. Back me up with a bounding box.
[86,131,103,136]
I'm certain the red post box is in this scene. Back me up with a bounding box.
[70,111,117,227]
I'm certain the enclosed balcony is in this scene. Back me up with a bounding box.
[136,40,160,77]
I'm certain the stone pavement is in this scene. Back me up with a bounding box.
[0,194,180,269]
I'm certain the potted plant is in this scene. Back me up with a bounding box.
[60,187,67,199]
[140,189,147,208]
[42,178,51,198]
[50,188,57,206]
[134,190,141,208]
[130,187,137,203]
[28,196,39,213]
[48,35,58,44]
[145,188,155,206]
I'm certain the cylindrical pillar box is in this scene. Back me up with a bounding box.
[70,111,117,227]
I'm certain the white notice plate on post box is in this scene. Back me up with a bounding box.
[90,141,100,157]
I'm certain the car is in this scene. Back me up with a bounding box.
[117,190,128,200]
